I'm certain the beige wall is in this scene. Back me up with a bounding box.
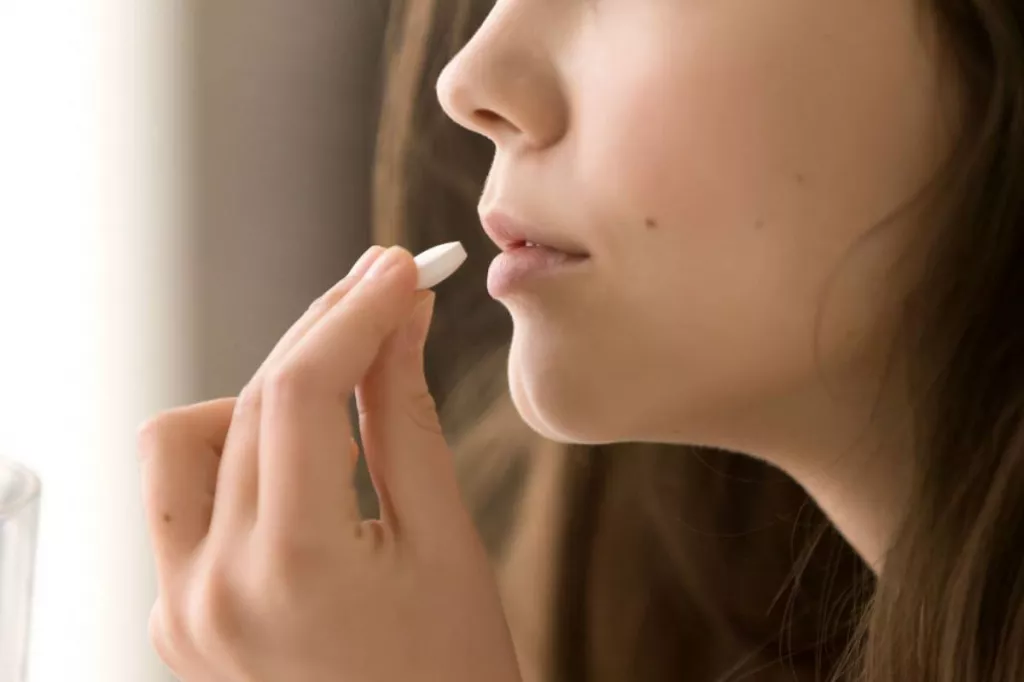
[188,0,389,400]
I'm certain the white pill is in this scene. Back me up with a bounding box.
[414,241,468,291]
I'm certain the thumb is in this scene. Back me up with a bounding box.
[356,292,466,541]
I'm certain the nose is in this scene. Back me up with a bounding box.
[436,9,568,152]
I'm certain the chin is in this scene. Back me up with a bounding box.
[506,333,628,445]
[505,326,744,449]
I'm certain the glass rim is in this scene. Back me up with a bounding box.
[0,455,41,518]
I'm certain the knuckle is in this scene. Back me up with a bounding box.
[262,540,311,587]
[255,536,323,607]
[264,362,320,405]
[149,621,175,667]
[308,279,350,316]
[136,412,179,459]
[305,292,333,317]
[234,383,263,420]
[408,390,444,436]
[187,562,246,658]
[150,598,191,661]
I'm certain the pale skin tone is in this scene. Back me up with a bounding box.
[141,0,956,679]
[140,247,519,681]
[439,0,951,566]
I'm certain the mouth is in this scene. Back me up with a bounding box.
[481,211,590,259]
[480,211,591,298]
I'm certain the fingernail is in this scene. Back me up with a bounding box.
[365,246,403,280]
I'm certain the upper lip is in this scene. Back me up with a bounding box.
[480,211,590,257]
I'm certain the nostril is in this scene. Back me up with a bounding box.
[473,108,524,140]
[475,109,504,125]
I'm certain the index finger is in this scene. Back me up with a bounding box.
[256,247,419,538]
[210,245,386,530]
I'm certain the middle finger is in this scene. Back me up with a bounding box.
[258,245,387,381]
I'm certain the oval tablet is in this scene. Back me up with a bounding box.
[414,241,467,290]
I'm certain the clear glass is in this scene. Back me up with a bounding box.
[0,457,40,682]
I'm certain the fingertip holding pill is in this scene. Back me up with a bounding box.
[414,241,467,290]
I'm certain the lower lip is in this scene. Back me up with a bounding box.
[487,246,589,298]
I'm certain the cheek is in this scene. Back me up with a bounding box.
[508,1,948,444]
[573,44,820,362]
[549,3,947,440]
[573,0,946,263]
[572,10,794,244]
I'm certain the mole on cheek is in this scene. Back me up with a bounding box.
[163,513,172,524]
[644,217,658,230]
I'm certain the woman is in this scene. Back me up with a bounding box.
[138,1,1024,681]
[377,4,866,681]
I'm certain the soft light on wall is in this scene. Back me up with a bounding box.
[0,2,188,681]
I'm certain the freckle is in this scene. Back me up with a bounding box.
[795,173,806,185]
[644,217,658,230]
[755,219,765,230]
[163,513,172,524]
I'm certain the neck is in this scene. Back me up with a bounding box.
[698,358,915,572]
[786,423,914,572]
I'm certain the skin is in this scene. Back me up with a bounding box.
[140,247,520,681]
[437,0,955,568]
[141,0,957,679]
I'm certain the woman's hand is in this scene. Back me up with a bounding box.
[137,246,522,682]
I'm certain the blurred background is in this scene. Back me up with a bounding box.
[0,2,394,680]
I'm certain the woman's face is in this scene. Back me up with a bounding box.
[437,0,953,453]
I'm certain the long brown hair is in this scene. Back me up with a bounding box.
[371,1,1024,680]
